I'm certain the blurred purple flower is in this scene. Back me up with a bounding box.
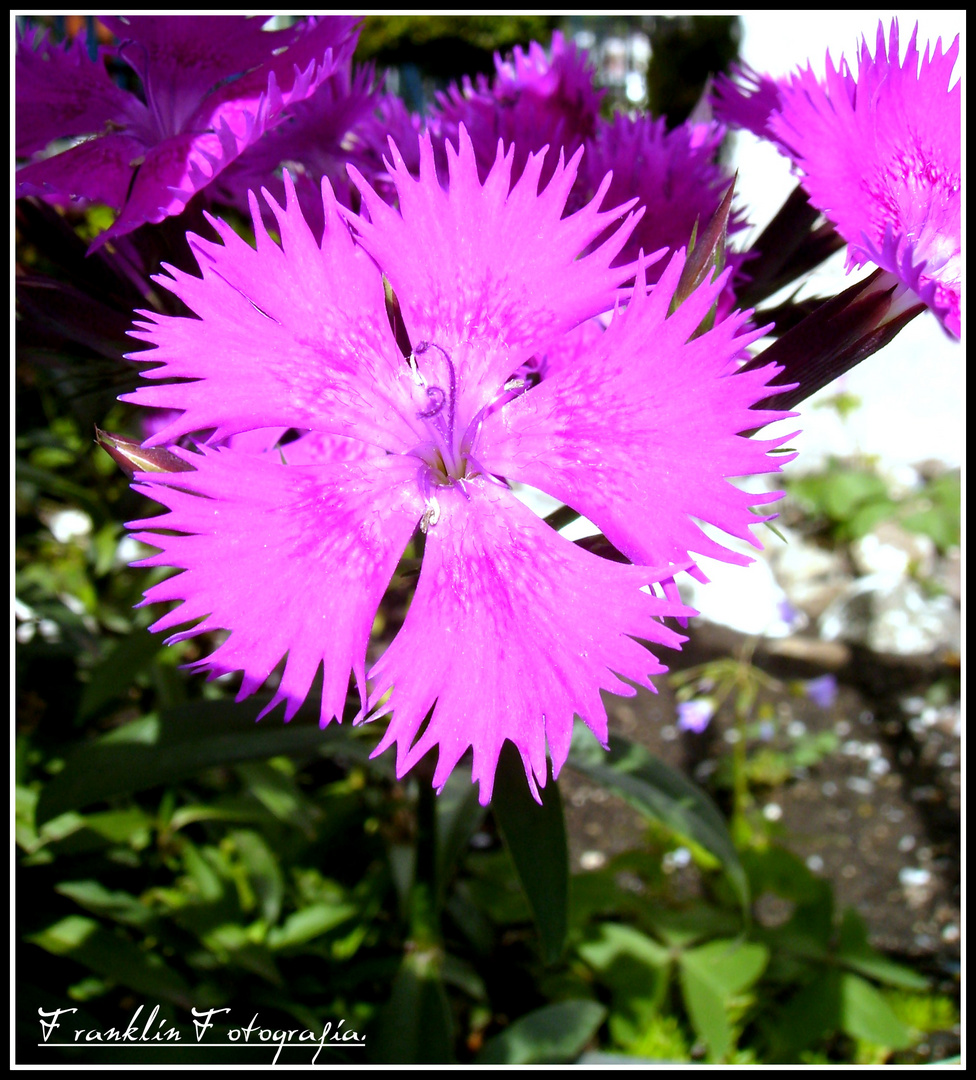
[805,674,838,710]
[677,698,716,734]
[213,61,402,235]
[435,31,603,189]
[711,62,786,143]
[16,16,357,248]
[577,114,747,281]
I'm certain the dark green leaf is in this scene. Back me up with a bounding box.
[235,761,320,838]
[368,948,455,1064]
[765,969,842,1062]
[435,770,487,906]
[267,902,358,950]
[227,829,284,926]
[37,699,378,823]
[578,923,670,1048]
[578,921,671,974]
[568,725,748,910]
[55,880,155,929]
[77,627,165,720]
[27,915,191,1007]
[836,908,928,990]
[476,1000,606,1064]
[491,742,568,964]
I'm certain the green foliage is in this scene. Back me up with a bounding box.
[786,458,960,551]
[16,406,953,1064]
[492,744,569,964]
[356,15,558,60]
[475,1000,606,1064]
[567,725,748,909]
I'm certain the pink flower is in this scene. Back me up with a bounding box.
[123,129,794,803]
[716,21,961,337]
[772,21,960,337]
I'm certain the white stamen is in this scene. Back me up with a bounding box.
[420,496,440,533]
[407,353,427,388]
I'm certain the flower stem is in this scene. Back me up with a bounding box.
[408,758,441,949]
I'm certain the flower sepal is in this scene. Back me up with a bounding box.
[741,268,926,415]
[667,174,736,337]
[95,427,195,477]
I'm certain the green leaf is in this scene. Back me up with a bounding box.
[839,973,913,1049]
[682,938,769,996]
[56,880,155,929]
[440,953,487,1002]
[822,470,889,521]
[844,498,898,539]
[267,902,358,950]
[77,628,165,721]
[567,724,748,910]
[435,770,487,906]
[742,845,832,955]
[476,1000,607,1064]
[765,969,842,1062]
[369,948,455,1064]
[578,921,671,974]
[27,915,191,1007]
[227,830,284,926]
[491,742,568,964]
[16,459,101,513]
[235,761,320,838]
[36,698,377,823]
[680,939,768,1060]
[578,923,671,1048]
[836,908,928,990]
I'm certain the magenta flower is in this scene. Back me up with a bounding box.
[435,31,604,188]
[577,114,747,280]
[16,16,357,247]
[122,129,794,803]
[715,21,961,337]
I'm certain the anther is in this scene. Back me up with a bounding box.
[420,496,440,533]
